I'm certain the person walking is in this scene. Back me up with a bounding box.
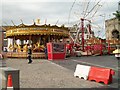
[28,46,32,64]
[44,46,48,59]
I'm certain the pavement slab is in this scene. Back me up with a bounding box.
[2,55,119,89]
[5,58,105,88]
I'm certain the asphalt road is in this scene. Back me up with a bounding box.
[51,55,119,88]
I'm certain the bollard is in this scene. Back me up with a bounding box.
[7,74,13,87]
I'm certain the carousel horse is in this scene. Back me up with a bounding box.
[8,44,14,51]
[23,44,28,52]
[17,44,22,52]
[12,43,18,52]
[14,43,18,48]
[33,42,45,52]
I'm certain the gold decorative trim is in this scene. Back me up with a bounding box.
[6,28,69,37]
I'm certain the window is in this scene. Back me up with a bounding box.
[53,43,64,52]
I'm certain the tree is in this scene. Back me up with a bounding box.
[113,10,120,20]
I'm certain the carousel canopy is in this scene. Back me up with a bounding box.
[3,23,70,38]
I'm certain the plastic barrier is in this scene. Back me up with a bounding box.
[74,64,91,80]
[88,66,115,85]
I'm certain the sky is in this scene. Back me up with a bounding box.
[0,0,119,38]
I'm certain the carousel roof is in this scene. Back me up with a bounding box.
[3,23,70,38]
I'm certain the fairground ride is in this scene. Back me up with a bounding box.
[2,22,69,58]
[67,0,120,56]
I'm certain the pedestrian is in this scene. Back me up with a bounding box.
[28,46,32,64]
[4,48,8,52]
[44,46,48,59]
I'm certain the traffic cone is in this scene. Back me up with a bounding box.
[7,74,13,89]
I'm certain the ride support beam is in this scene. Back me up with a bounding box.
[81,18,84,51]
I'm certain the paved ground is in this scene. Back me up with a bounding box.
[52,55,119,88]
[1,55,119,89]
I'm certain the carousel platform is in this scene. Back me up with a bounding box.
[6,52,45,58]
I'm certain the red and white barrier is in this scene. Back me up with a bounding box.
[74,64,91,80]
[74,64,115,84]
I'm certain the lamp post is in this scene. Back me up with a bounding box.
[116,45,120,60]
[113,44,120,60]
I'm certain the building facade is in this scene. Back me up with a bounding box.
[0,27,3,53]
[105,18,120,40]
[0,26,7,53]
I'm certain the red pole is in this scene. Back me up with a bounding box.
[100,44,102,55]
[81,18,84,51]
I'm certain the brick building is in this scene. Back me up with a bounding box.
[105,2,120,40]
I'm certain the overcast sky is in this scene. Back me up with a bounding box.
[0,0,119,38]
